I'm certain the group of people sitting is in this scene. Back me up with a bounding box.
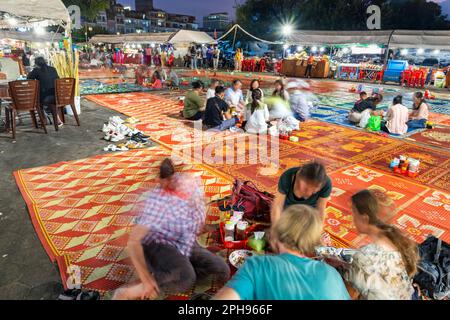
[135,66,180,89]
[182,78,317,134]
[349,90,430,135]
[113,159,419,300]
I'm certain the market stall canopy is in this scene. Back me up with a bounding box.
[90,30,216,45]
[90,32,173,44]
[286,30,393,46]
[168,30,216,45]
[389,30,450,49]
[0,30,63,43]
[286,30,450,50]
[0,0,70,28]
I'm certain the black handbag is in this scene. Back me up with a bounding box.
[413,235,450,300]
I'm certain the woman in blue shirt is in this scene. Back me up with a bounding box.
[214,205,350,300]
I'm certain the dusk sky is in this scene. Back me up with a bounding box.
[117,0,450,26]
[118,0,241,25]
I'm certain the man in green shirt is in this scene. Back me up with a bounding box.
[183,81,205,120]
[271,161,332,223]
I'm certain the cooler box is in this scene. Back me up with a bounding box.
[383,60,408,83]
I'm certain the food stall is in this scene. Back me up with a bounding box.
[0,0,70,96]
[90,30,216,66]
[281,52,330,78]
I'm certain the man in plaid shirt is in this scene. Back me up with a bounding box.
[114,159,230,300]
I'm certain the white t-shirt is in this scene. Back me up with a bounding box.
[214,49,220,60]
[206,88,216,101]
[244,102,270,134]
[224,88,245,110]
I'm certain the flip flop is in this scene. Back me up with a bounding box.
[103,144,116,152]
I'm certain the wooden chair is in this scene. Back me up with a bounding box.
[46,78,80,131]
[7,80,47,139]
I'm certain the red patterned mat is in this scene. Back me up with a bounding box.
[407,126,450,150]
[359,143,450,191]
[326,165,450,247]
[14,147,233,296]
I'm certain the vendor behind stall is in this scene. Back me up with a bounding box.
[305,54,314,78]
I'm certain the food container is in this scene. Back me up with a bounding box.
[232,211,244,221]
[236,221,249,241]
[390,158,400,168]
[289,136,299,142]
[219,222,264,249]
[399,155,406,167]
[408,158,420,173]
[224,221,236,242]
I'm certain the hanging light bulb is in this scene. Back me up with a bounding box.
[401,49,408,56]
[297,46,303,52]
[433,49,440,55]
[319,47,325,52]
[417,48,424,54]
[311,46,318,53]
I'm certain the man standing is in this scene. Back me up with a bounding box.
[202,45,208,69]
[304,54,314,78]
[213,45,221,71]
[190,45,197,70]
[204,86,238,131]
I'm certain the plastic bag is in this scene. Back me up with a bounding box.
[358,109,372,128]
[367,115,381,131]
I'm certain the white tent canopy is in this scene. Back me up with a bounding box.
[0,0,70,29]
[286,30,450,50]
[169,30,215,45]
[389,30,450,49]
[0,30,63,43]
[286,30,393,46]
[90,33,173,44]
[90,30,216,45]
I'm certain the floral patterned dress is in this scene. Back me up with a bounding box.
[343,243,414,300]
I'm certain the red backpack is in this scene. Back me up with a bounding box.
[231,179,274,223]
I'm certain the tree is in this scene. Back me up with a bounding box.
[236,0,450,39]
[63,0,110,22]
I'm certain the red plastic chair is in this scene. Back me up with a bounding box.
[250,59,256,72]
[259,59,266,72]
[401,70,412,86]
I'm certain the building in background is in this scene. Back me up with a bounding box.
[81,0,199,36]
[203,12,230,32]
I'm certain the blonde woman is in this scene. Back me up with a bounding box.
[214,205,350,300]
[328,190,419,300]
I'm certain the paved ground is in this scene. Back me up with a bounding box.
[0,99,120,299]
